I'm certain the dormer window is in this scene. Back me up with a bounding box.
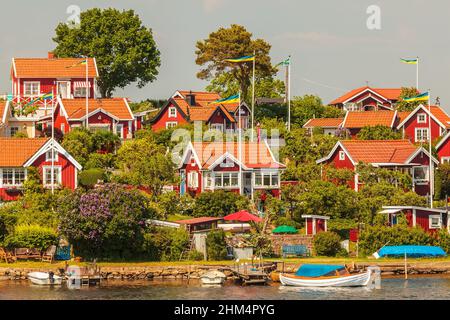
[339,151,345,160]
[417,113,426,123]
[168,107,177,118]
[46,150,58,162]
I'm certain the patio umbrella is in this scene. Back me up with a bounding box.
[223,210,263,222]
[272,225,298,234]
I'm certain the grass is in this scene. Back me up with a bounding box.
[3,256,450,269]
[167,214,192,222]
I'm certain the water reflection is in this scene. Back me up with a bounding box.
[0,276,450,300]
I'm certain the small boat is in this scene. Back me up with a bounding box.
[279,264,380,288]
[27,272,63,286]
[200,270,227,285]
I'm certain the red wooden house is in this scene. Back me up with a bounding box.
[379,206,449,233]
[436,131,450,164]
[317,140,438,196]
[151,90,250,132]
[396,104,450,144]
[178,141,285,198]
[0,137,82,201]
[41,97,136,139]
[11,53,98,101]
[329,86,402,111]
[302,118,343,136]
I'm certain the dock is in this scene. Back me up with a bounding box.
[229,262,276,285]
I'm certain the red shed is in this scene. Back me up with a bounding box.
[302,215,330,235]
[379,206,449,233]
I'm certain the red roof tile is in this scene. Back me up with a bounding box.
[341,140,417,164]
[303,118,343,128]
[330,86,402,105]
[343,111,396,128]
[13,57,98,78]
[0,138,49,166]
[61,98,133,120]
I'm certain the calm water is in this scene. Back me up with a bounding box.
[1,276,450,300]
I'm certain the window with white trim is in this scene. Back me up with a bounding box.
[210,172,239,188]
[415,128,429,142]
[339,151,346,160]
[116,124,124,139]
[2,168,26,187]
[10,127,19,137]
[45,150,58,162]
[413,166,429,184]
[168,107,177,118]
[74,87,89,98]
[429,215,441,229]
[211,123,224,132]
[23,81,40,97]
[417,113,427,123]
[166,121,178,129]
[441,157,450,164]
[43,166,62,187]
[254,172,279,188]
[187,171,199,188]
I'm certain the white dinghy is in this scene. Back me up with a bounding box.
[28,272,63,286]
[279,264,380,288]
[200,270,227,285]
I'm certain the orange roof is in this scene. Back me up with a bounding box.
[173,98,235,123]
[13,57,98,78]
[303,118,343,128]
[176,91,221,102]
[60,98,133,120]
[0,138,48,166]
[397,111,411,124]
[342,111,396,128]
[191,142,285,169]
[430,106,450,128]
[0,100,7,123]
[340,140,417,164]
[330,86,402,105]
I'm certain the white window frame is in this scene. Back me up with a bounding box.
[23,81,40,97]
[116,124,124,139]
[209,172,239,189]
[56,81,71,99]
[415,128,429,142]
[168,107,177,118]
[339,151,346,160]
[1,168,27,187]
[42,166,62,188]
[441,157,450,164]
[73,86,89,98]
[413,166,430,185]
[429,215,442,229]
[417,113,427,124]
[253,171,280,188]
[166,121,178,129]
[45,150,59,162]
[187,171,199,188]
[211,123,224,132]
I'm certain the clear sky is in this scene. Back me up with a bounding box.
[1,0,449,110]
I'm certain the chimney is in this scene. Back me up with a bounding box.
[48,52,55,59]
[186,91,196,106]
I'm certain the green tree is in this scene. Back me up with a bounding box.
[195,24,275,102]
[192,190,249,217]
[92,131,121,153]
[61,128,94,166]
[206,229,228,260]
[290,95,325,127]
[395,87,421,112]
[356,125,402,140]
[53,8,161,97]
[115,138,176,196]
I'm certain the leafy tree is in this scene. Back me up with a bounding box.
[192,190,249,217]
[313,232,343,256]
[356,125,402,140]
[143,227,190,261]
[84,153,116,170]
[322,105,345,118]
[435,163,450,199]
[61,128,94,166]
[115,138,176,196]
[78,168,106,188]
[53,8,161,97]
[4,225,57,250]
[395,87,421,111]
[290,95,325,127]
[255,105,287,123]
[92,131,121,153]
[356,163,412,189]
[206,229,228,260]
[195,24,275,102]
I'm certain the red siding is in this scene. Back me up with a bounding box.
[14,78,95,98]
[410,151,431,196]
[402,112,442,144]
[152,102,188,131]
[324,146,356,189]
[32,153,77,190]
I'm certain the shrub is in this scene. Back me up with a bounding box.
[274,217,301,229]
[193,191,249,217]
[78,168,106,188]
[84,153,116,170]
[206,229,228,261]
[4,225,57,250]
[313,231,342,256]
[142,227,189,261]
[328,218,358,239]
[188,250,204,261]
[92,130,121,153]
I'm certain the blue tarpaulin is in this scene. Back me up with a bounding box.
[295,264,345,277]
[378,245,446,258]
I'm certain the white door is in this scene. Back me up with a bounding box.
[57,81,71,98]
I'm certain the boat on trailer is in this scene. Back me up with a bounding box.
[28,272,63,286]
[279,264,380,288]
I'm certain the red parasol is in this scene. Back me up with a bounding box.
[223,210,263,223]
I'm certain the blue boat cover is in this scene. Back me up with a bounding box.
[295,264,345,277]
[378,245,446,258]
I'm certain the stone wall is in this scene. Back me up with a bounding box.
[270,234,314,255]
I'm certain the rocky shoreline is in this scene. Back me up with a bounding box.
[2,261,450,281]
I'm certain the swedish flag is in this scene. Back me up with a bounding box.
[404,92,429,102]
[224,55,255,63]
[401,58,418,65]
[212,94,239,104]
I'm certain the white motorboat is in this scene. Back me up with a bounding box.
[27,272,63,286]
[279,264,380,288]
[200,270,227,285]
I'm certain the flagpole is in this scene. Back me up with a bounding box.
[428,89,433,208]
[416,57,419,90]
[251,50,256,142]
[288,55,291,132]
[51,88,55,195]
[238,91,242,195]
[85,56,89,129]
